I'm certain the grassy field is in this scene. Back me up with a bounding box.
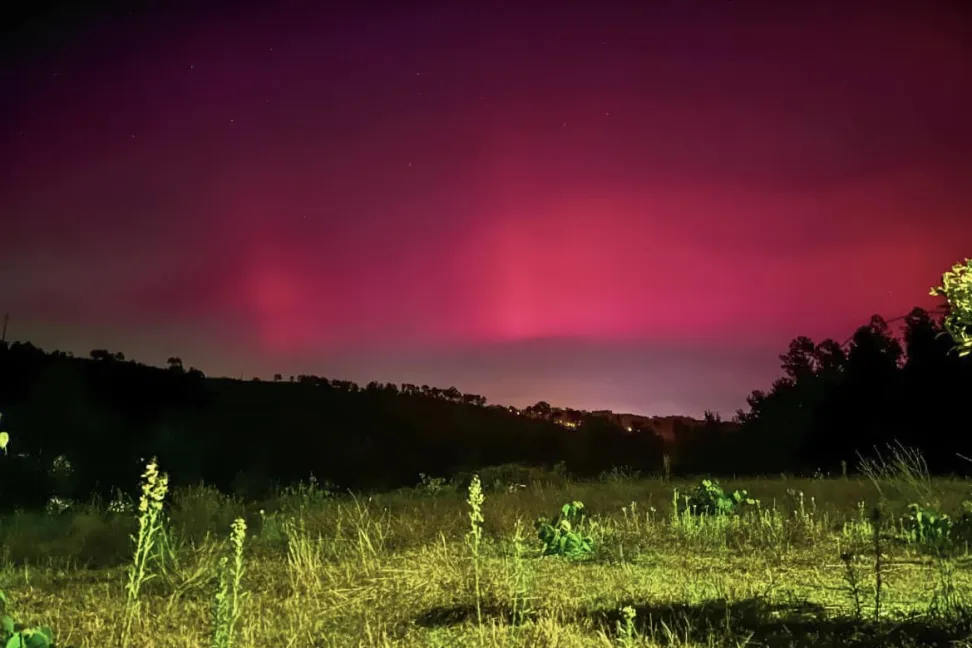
[1,457,971,647]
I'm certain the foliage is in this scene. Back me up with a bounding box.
[930,258,972,357]
[901,500,972,555]
[902,503,954,552]
[0,598,56,648]
[0,417,59,648]
[684,479,758,516]
[535,501,595,560]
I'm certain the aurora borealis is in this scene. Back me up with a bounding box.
[2,1,970,416]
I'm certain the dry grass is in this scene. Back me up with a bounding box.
[1,466,972,647]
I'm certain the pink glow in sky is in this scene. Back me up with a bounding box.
[1,1,970,416]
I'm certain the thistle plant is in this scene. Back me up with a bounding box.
[211,517,248,648]
[839,550,864,620]
[465,474,485,635]
[123,457,169,646]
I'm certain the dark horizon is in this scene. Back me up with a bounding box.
[0,303,947,421]
[2,0,970,417]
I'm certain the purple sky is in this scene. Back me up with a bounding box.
[1,1,970,416]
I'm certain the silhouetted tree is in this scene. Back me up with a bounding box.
[528,401,552,419]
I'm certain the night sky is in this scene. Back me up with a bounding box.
[2,1,971,417]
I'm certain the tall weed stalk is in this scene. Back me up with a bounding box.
[465,475,485,643]
[211,518,248,648]
[123,458,169,646]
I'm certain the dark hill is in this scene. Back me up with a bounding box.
[0,341,668,507]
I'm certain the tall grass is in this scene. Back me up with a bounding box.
[858,440,936,506]
[0,456,967,646]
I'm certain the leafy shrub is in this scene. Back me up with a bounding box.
[535,501,594,560]
[0,594,56,648]
[684,479,757,516]
[902,503,953,551]
[930,257,972,357]
[901,500,972,554]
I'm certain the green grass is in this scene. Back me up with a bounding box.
[1,467,972,647]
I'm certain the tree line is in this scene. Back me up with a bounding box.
[673,307,972,475]
[0,342,665,509]
[0,297,969,509]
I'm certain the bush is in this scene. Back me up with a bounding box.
[684,479,758,516]
[535,501,595,560]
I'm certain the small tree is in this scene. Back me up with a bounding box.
[930,258,972,357]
